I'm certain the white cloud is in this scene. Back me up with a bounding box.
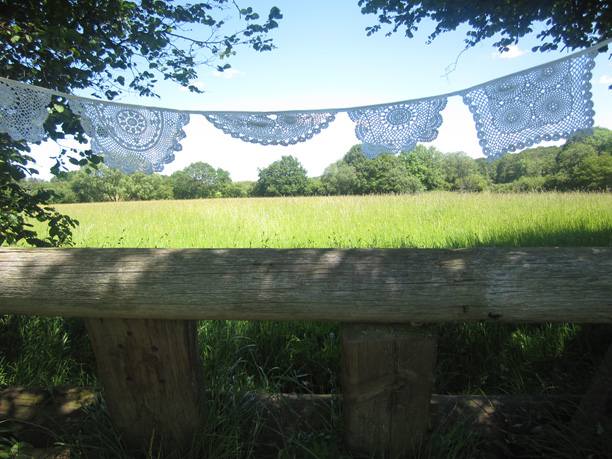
[600,75,612,85]
[213,68,243,79]
[492,45,529,59]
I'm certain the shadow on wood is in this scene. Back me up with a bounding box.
[83,318,205,451]
[1,386,584,456]
[342,323,438,457]
[2,247,612,323]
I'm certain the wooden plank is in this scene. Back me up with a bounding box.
[342,323,437,456]
[83,318,205,449]
[1,247,612,323]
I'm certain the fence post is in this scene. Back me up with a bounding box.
[342,323,438,457]
[84,318,205,450]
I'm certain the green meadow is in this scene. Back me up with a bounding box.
[29,191,612,248]
[4,191,612,457]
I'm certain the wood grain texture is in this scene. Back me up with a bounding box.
[2,247,612,323]
[342,323,437,456]
[84,318,205,449]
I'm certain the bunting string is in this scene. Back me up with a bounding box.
[0,39,609,174]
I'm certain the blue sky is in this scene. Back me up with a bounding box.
[31,0,612,181]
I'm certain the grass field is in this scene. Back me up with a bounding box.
[4,191,612,457]
[28,191,612,248]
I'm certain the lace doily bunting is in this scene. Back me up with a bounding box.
[0,39,608,174]
[69,100,190,174]
[347,99,448,158]
[0,79,52,143]
[205,112,337,146]
[463,51,597,161]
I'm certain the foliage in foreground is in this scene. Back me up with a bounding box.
[358,0,612,60]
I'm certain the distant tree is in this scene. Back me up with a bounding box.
[340,145,371,193]
[486,126,612,190]
[51,165,174,202]
[181,161,231,198]
[171,162,232,199]
[563,126,612,153]
[358,153,407,193]
[572,155,612,190]
[25,175,78,204]
[305,178,327,196]
[399,145,445,190]
[453,173,487,192]
[494,147,559,184]
[440,152,487,191]
[475,158,496,185]
[225,181,255,198]
[70,167,125,202]
[253,156,309,197]
[386,166,425,193]
[323,145,426,195]
[123,173,174,201]
[552,129,612,189]
[553,143,598,190]
[495,175,547,192]
[321,160,359,195]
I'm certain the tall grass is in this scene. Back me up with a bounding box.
[4,192,612,457]
[26,191,612,248]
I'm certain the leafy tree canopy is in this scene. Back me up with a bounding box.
[1,0,282,97]
[358,0,612,57]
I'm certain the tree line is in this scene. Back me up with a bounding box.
[25,127,612,203]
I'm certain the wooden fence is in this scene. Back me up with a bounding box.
[1,247,612,456]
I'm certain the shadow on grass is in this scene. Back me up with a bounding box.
[436,226,612,249]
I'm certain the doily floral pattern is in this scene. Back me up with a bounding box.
[69,100,190,174]
[205,112,337,146]
[0,79,52,143]
[0,40,606,174]
[463,52,596,161]
[347,99,447,158]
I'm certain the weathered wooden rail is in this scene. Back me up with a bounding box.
[1,247,611,456]
[3,247,612,322]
